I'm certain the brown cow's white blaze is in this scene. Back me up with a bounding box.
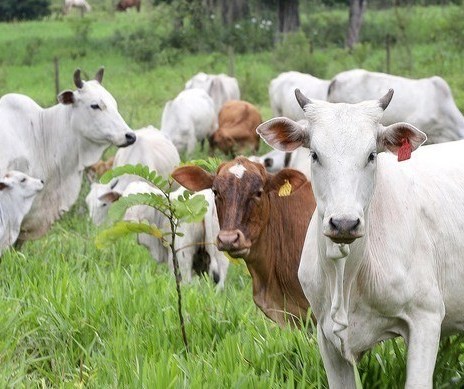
[227,163,247,179]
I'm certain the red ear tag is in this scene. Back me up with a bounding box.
[397,138,412,162]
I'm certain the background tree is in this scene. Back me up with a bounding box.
[278,0,300,33]
[0,0,50,21]
[346,0,367,49]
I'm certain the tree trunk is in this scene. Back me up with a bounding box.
[278,0,300,34]
[346,0,367,50]
[220,0,248,25]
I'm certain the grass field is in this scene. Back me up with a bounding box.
[1,2,464,387]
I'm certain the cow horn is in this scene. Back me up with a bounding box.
[95,67,104,84]
[379,88,394,110]
[74,68,84,89]
[295,88,311,110]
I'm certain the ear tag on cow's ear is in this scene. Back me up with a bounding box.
[278,180,292,197]
[397,138,412,162]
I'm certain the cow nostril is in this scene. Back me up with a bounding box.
[40,179,44,184]
[330,217,360,232]
[125,133,136,145]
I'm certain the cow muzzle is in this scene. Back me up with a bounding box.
[323,214,364,244]
[217,229,250,258]
[119,132,136,147]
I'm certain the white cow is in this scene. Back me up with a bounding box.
[63,0,91,14]
[161,89,217,155]
[0,68,136,242]
[185,72,240,114]
[109,181,229,288]
[328,69,464,144]
[0,171,43,254]
[85,126,180,226]
[269,71,330,121]
[258,88,464,388]
[248,149,290,173]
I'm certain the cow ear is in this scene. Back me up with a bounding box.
[0,182,10,191]
[57,90,75,105]
[171,166,214,192]
[257,117,308,152]
[98,191,121,203]
[377,122,427,156]
[267,168,308,195]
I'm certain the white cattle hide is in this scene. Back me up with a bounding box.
[161,89,217,155]
[269,71,330,121]
[248,149,289,173]
[258,89,464,388]
[0,68,135,241]
[85,126,180,226]
[185,72,240,114]
[64,0,91,13]
[0,171,43,254]
[328,68,464,144]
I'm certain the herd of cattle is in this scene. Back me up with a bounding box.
[1,65,464,388]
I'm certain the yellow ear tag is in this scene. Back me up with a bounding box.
[278,180,292,197]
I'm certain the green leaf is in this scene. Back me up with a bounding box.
[172,194,208,223]
[107,192,169,222]
[353,359,363,389]
[182,157,222,173]
[95,221,165,249]
[100,164,169,191]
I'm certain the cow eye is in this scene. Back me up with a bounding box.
[254,188,264,200]
[90,104,101,110]
[20,178,26,183]
[368,152,377,163]
[310,151,319,163]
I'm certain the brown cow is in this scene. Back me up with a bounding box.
[172,157,316,327]
[116,0,141,12]
[209,100,262,157]
[86,156,114,182]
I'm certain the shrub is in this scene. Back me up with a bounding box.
[0,0,51,21]
[273,31,329,77]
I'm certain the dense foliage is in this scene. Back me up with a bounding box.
[0,0,51,21]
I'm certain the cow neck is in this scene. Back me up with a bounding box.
[319,216,368,361]
[245,185,311,326]
[0,193,18,248]
[41,104,107,172]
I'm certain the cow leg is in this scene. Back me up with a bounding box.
[404,312,442,388]
[317,325,356,389]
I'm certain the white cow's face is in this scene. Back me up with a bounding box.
[305,102,383,243]
[58,69,136,148]
[257,89,427,245]
[0,171,44,200]
[85,181,120,225]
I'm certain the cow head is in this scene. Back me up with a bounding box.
[172,157,307,258]
[0,171,44,200]
[209,130,234,154]
[257,89,426,245]
[85,180,121,225]
[57,68,136,148]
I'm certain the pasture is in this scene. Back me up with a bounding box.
[1,1,464,387]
